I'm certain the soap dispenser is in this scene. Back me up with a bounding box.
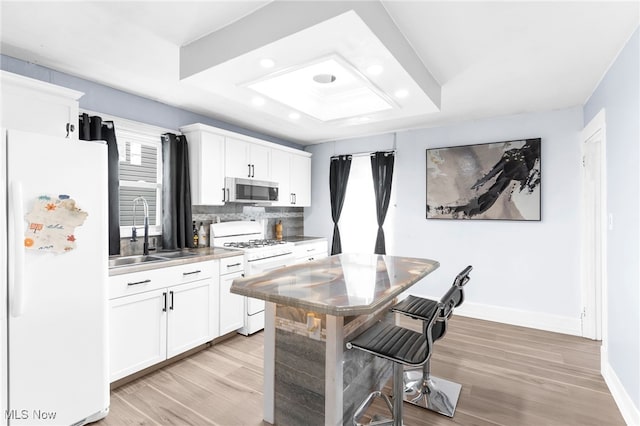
[198,222,207,247]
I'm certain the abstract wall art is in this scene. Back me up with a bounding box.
[426,138,541,220]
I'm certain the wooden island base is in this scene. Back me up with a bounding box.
[265,302,396,426]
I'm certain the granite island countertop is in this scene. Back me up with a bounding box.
[231,253,439,316]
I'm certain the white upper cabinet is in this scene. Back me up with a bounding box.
[225,136,270,180]
[290,153,311,206]
[271,149,311,207]
[180,122,312,206]
[1,71,82,140]
[181,124,226,206]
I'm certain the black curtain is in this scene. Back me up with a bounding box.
[78,113,121,256]
[370,151,395,255]
[161,133,193,249]
[329,155,352,255]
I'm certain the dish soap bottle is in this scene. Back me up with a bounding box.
[192,221,199,247]
[198,222,207,247]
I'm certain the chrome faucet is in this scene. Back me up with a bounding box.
[131,196,150,255]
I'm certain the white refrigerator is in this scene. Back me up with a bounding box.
[1,129,109,425]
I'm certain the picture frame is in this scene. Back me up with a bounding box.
[426,138,541,220]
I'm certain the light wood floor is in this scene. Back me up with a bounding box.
[96,316,624,425]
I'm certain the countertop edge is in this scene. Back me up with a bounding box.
[231,259,440,316]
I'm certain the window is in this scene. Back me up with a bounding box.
[339,155,396,254]
[82,111,175,238]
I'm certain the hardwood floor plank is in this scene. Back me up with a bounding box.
[97,317,625,426]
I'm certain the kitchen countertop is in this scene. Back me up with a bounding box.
[108,247,242,276]
[231,253,439,316]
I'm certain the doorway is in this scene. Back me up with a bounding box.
[581,109,606,341]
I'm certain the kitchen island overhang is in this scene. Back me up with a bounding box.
[231,253,439,426]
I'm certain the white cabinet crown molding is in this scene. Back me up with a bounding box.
[1,70,84,101]
[179,122,310,157]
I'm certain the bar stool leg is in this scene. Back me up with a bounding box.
[392,363,404,426]
[402,361,462,417]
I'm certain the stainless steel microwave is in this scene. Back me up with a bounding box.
[224,177,279,203]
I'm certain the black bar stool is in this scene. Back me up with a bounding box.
[347,302,443,426]
[391,265,472,417]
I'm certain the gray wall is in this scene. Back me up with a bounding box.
[305,107,585,334]
[584,27,639,412]
[0,54,302,150]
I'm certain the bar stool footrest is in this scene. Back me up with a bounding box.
[353,390,395,426]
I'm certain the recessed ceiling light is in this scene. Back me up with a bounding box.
[394,89,409,99]
[366,64,383,75]
[288,112,301,120]
[251,96,266,107]
[260,58,275,68]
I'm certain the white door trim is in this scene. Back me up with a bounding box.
[580,109,607,342]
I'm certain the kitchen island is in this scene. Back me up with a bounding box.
[231,253,439,426]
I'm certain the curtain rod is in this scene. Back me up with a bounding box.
[331,149,395,159]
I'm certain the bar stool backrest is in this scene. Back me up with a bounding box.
[431,265,473,343]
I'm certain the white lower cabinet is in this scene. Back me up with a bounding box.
[294,240,328,264]
[109,260,219,382]
[218,255,245,335]
[110,288,167,382]
[166,280,213,358]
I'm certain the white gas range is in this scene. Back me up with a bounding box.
[210,220,295,335]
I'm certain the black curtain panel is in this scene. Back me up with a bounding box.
[78,113,121,256]
[370,151,395,255]
[161,133,193,249]
[329,155,352,255]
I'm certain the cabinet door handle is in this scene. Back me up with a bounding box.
[127,279,151,286]
[227,262,241,268]
[169,290,174,310]
[222,187,226,202]
[248,164,252,178]
[162,292,167,312]
[293,193,296,204]
[251,164,255,178]
[226,188,230,202]
[183,270,202,276]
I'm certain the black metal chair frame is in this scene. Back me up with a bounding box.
[391,265,472,417]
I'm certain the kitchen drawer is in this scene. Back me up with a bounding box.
[220,255,244,275]
[109,260,215,299]
[170,260,215,285]
[295,240,328,262]
[109,267,170,299]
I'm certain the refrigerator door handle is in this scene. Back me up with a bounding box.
[9,180,25,317]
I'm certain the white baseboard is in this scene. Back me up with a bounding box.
[601,346,640,426]
[451,301,583,336]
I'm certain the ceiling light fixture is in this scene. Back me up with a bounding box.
[312,73,337,84]
[394,89,409,99]
[245,56,394,122]
[260,58,275,68]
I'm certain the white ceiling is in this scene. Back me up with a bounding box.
[1,1,638,145]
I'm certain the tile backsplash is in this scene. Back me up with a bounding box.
[119,205,304,255]
[192,204,304,240]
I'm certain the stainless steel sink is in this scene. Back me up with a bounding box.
[108,255,166,268]
[109,250,199,268]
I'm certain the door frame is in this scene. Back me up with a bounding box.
[580,109,607,341]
